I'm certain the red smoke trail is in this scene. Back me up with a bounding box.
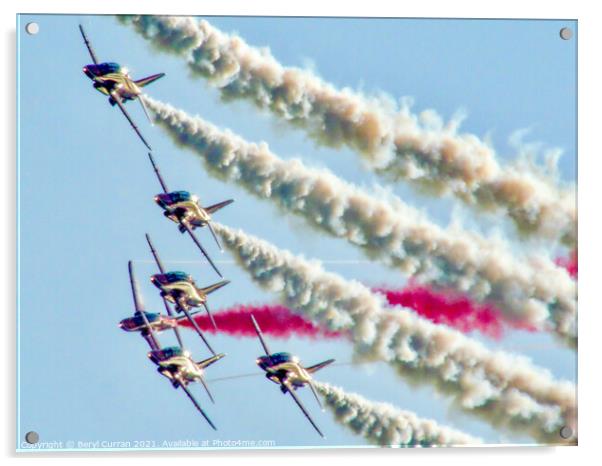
[182,283,550,342]
[556,250,578,278]
[374,285,506,339]
[180,304,345,340]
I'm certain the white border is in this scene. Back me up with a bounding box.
[4,0,600,464]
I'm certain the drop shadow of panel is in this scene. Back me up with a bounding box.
[8,27,17,456]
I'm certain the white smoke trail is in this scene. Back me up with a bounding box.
[144,97,577,345]
[212,223,576,443]
[315,382,482,446]
[119,14,577,247]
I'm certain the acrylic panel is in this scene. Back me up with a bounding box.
[16,14,577,451]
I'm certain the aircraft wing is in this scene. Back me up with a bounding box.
[147,152,169,194]
[178,382,217,431]
[141,332,161,352]
[110,91,153,151]
[128,260,145,313]
[283,381,324,438]
[162,297,185,347]
[250,314,273,360]
[145,233,167,273]
[181,222,223,278]
[180,306,216,356]
[144,233,185,346]
[128,260,161,350]
[79,25,99,65]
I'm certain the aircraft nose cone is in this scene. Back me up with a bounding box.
[82,66,95,80]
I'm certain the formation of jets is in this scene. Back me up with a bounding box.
[80,25,335,437]
[125,261,223,427]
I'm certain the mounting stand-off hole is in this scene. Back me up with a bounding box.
[559,426,573,439]
[25,22,39,35]
[25,431,39,444]
[559,27,573,40]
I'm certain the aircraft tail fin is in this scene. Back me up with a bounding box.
[138,95,153,124]
[200,280,230,296]
[207,222,223,251]
[202,302,218,331]
[134,72,165,88]
[204,199,234,215]
[305,359,335,374]
[197,353,226,369]
[198,375,215,404]
[308,380,324,410]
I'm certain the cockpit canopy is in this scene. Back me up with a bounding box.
[151,271,192,287]
[119,311,160,331]
[148,346,183,364]
[155,191,192,209]
[257,352,295,370]
[83,62,122,79]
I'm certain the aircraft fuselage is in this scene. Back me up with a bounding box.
[83,62,141,102]
[154,192,210,230]
[119,311,178,333]
[257,353,312,390]
[152,276,206,311]
[157,354,204,386]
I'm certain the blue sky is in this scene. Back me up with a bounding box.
[17,14,576,450]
